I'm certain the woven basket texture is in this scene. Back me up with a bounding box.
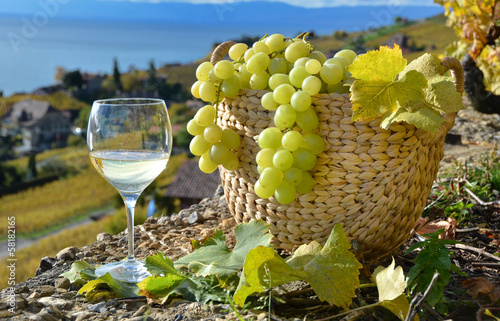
[218,89,456,260]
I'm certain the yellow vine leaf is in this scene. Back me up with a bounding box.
[347,45,428,122]
[373,257,406,302]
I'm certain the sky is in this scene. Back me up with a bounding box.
[106,0,438,7]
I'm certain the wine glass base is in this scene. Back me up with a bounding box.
[95,260,151,283]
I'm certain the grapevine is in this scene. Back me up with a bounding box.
[189,33,357,205]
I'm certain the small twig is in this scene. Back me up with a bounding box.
[456,227,480,233]
[455,243,500,262]
[471,262,500,269]
[406,272,440,321]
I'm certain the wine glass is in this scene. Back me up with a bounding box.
[87,98,172,283]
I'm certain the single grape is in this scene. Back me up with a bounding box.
[237,64,252,88]
[259,166,283,188]
[246,52,271,74]
[289,66,310,88]
[194,105,216,127]
[199,152,218,173]
[244,48,256,62]
[334,49,357,63]
[302,133,326,154]
[293,148,317,171]
[269,73,291,90]
[274,104,297,129]
[305,59,322,75]
[252,41,271,54]
[309,50,326,64]
[273,84,295,104]
[283,167,303,185]
[332,56,350,68]
[222,74,240,97]
[221,129,241,150]
[296,108,319,132]
[208,69,222,84]
[265,33,286,52]
[229,43,248,61]
[204,124,223,144]
[295,171,315,194]
[290,91,312,112]
[209,142,231,165]
[191,80,202,99]
[302,76,322,96]
[281,130,302,152]
[256,148,275,168]
[214,60,235,80]
[222,152,239,170]
[261,92,279,111]
[187,119,205,136]
[324,57,345,70]
[196,61,214,81]
[254,180,274,199]
[273,149,294,171]
[268,57,288,75]
[274,182,296,205]
[257,164,265,175]
[284,40,309,63]
[294,57,310,67]
[249,71,270,90]
[189,134,211,156]
[199,81,217,103]
[258,127,283,149]
[320,64,343,85]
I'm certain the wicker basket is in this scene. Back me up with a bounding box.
[215,51,463,260]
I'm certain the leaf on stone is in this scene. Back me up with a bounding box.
[233,246,308,307]
[61,260,97,286]
[347,45,428,122]
[77,279,117,302]
[145,252,180,277]
[174,220,273,276]
[373,258,407,302]
[137,274,188,303]
[304,224,362,309]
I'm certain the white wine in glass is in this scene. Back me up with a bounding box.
[87,98,172,283]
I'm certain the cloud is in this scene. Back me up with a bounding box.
[107,0,438,8]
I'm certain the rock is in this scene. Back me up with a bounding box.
[37,285,56,297]
[38,297,73,310]
[55,246,79,261]
[188,211,204,224]
[14,294,27,310]
[54,278,70,291]
[72,311,96,321]
[36,257,56,276]
[96,232,112,242]
[129,317,156,321]
[88,301,107,313]
[132,304,150,317]
[30,307,64,321]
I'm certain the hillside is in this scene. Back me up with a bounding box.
[161,14,457,92]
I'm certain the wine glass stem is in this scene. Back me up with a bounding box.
[123,195,138,262]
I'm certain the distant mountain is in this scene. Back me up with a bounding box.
[2,1,444,33]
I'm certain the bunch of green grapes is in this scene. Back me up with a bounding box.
[189,33,357,204]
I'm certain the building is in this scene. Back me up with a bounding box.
[164,159,221,209]
[2,99,72,154]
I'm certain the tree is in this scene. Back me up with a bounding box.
[437,0,500,113]
[145,59,159,92]
[62,70,83,90]
[113,57,123,92]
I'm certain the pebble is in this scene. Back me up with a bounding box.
[55,246,80,261]
[54,277,70,290]
[38,297,73,310]
[88,301,107,313]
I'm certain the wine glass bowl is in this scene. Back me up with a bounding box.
[87,98,172,283]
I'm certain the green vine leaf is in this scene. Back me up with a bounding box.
[78,273,139,301]
[380,105,444,133]
[233,246,308,307]
[175,220,273,276]
[137,274,188,303]
[145,252,180,277]
[60,260,97,286]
